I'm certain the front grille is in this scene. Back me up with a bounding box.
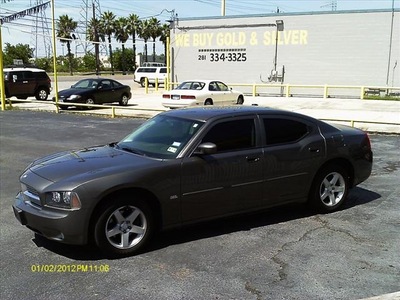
[23,185,42,207]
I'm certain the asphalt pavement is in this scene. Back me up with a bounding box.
[1,103,399,300]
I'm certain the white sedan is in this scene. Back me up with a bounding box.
[162,80,244,109]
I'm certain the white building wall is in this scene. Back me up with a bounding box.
[170,9,400,92]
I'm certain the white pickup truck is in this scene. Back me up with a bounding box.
[133,67,168,87]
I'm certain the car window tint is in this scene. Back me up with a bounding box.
[202,119,255,152]
[160,68,167,73]
[209,82,219,91]
[101,80,112,89]
[263,118,309,145]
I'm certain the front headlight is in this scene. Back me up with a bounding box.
[68,95,81,100]
[45,192,81,210]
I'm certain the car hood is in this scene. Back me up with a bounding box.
[27,145,153,183]
[58,87,91,97]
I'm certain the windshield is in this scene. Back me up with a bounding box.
[117,115,204,159]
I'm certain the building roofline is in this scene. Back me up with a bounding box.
[178,8,399,21]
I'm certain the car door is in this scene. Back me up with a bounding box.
[97,79,115,103]
[180,117,264,222]
[260,115,326,206]
[6,71,35,98]
[208,81,225,104]
[215,81,233,103]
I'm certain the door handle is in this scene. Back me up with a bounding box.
[308,147,320,153]
[246,156,260,162]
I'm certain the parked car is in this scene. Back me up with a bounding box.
[53,78,131,109]
[13,106,372,257]
[3,67,51,100]
[133,66,167,87]
[162,80,244,108]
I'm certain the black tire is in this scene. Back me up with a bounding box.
[119,94,129,106]
[309,164,349,212]
[35,88,49,100]
[85,97,95,109]
[204,99,213,105]
[94,198,154,257]
[140,78,147,87]
[236,95,244,105]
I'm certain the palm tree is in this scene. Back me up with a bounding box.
[100,11,116,74]
[87,17,104,75]
[138,19,151,63]
[56,15,78,75]
[126,13,140,69]
[114,17,129,74]
[148,17,161,62]
[159,23,170,64]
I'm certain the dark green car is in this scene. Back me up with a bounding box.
[53,78,131,109]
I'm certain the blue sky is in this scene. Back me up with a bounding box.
[1,0,398,58]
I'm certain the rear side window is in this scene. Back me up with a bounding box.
[160,68,167,73]
[263,118,309,146]
[202,119,255,152]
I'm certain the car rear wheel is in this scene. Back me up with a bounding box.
[140,78,147,87]
[119,94,129,106]
[309,164,349,212]
[236,95,244,105]
[35,88,48,100]
[94,198,154,257]
[204,99,213,105]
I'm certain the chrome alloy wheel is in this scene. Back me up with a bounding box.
[105,205,147,249]
[319,172,346,207]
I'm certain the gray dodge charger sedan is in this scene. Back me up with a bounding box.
[13,106,373,257]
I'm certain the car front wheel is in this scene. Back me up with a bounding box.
[35,88,48,100]
[94,198,154,257]
[309,164,349,212]
[204,99,213,105]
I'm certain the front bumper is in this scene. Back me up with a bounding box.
[13,192,87,245]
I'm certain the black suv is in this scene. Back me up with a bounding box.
[3,67,52,100]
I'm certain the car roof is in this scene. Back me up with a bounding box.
[160,106,311,121]
[161,106,339,132]
[3,67,46,72]
[180,80,222,84]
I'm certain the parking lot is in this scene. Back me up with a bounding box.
[1,110,399,300]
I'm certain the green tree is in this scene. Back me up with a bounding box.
[159,24,170,64]
[81,52,101,71]
[34,57,53,72]
[100,11,116,74]
[56,15,78,75]
[114,17,129,74]
[126,13,140,69]
[148,17,161,62]
[113,48,134,72]
[138,19,151,63]
[87,17,104,75]
[3,43,34,66]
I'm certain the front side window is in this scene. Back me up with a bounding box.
[118,115,204,159]
[202,119,256,152]
[263,118,309,146]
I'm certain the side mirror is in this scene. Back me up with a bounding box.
[194,142,217,155]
